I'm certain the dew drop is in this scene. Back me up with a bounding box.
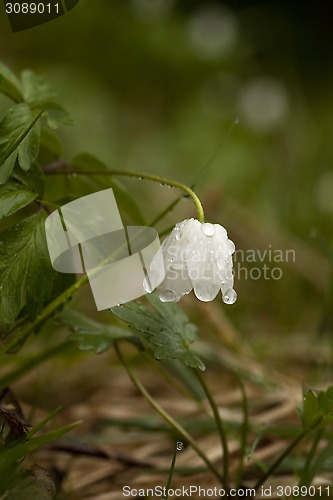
[222,288,237,305]
[202,223,215,236]
[176,441,184,451]
[159,290,178,302]
[227,239,235,254]
[175,229,182,240]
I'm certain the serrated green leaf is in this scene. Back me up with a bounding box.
[0,180,37,219]
[111,295,205,370]
[0,104,42,183]
[60,309,134,353]
[0,62,23,102]
[71,152,147,225]
[17,120,41,171]
[21,70,71,129]
[301,385,318,429]
[12,162,45,197]
[0,153,17,185]
[21,70,55,103]
[301,385,333,430]
[0,212,55,324]
[317,386,333,416]
[40,102,72,129]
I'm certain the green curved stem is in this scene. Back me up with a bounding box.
[195,369,229,489]
[45,164,205,223]
[235,378,249,488]
[36,199,61,209]
[114,343,223,484]
[164,445,178,500]
[254,419,323,491]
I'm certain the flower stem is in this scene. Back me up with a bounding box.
[195,369,229,490]
[164,445,178,500]
[298,427,324,486]
[254,419,323,491]
[114,343,223,484]
[235,378,249,488]
[45,163,205,223]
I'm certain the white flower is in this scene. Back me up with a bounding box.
[144,218,237,304]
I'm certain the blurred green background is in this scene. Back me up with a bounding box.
[1,0,332,356]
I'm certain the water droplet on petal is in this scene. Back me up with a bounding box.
[222,288,237,304]
[201,223,215,236]
[175,229,182,240]
[227,239,235,254]
[159,290,178,302]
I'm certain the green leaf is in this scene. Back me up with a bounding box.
[317,386,333,416]
[21,70,72,129]
[60,308,134,353]
[40,128,63,158]
[71,152,147,225]
[0,180,37,219]
[302,385,318,429]
[111,294,205,370]
[0,153,17,185]
[12,162,45,198]
[40,102,72,129]
[17,120,41,171]
[0,417,80,470]
[0,104,42,183]
[0,62,23,103]
[0,212,56,324]
[301,385,333,430]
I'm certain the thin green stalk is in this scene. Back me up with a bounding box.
[235,378,249,488]
[164,445,177,500]
[254,420,323,491]
[149,195,183,227]
[298,427,324,487]
[45,164,205,223]
[114,343,223,484]
[194,369,229,490]
[36,199,61,209]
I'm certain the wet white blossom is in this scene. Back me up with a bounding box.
[144,218,237,304]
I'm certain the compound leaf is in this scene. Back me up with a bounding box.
[0,212,56,324]
[0,180,37,220]
[0,61,23,103]
[0,104,42,182]
[21,70,72,128]
[111,294,205,370]
[61,309,134,353]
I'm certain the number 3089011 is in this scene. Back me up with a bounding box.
[5,3,60,14]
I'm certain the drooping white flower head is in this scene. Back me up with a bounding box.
[144,218,237,304]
